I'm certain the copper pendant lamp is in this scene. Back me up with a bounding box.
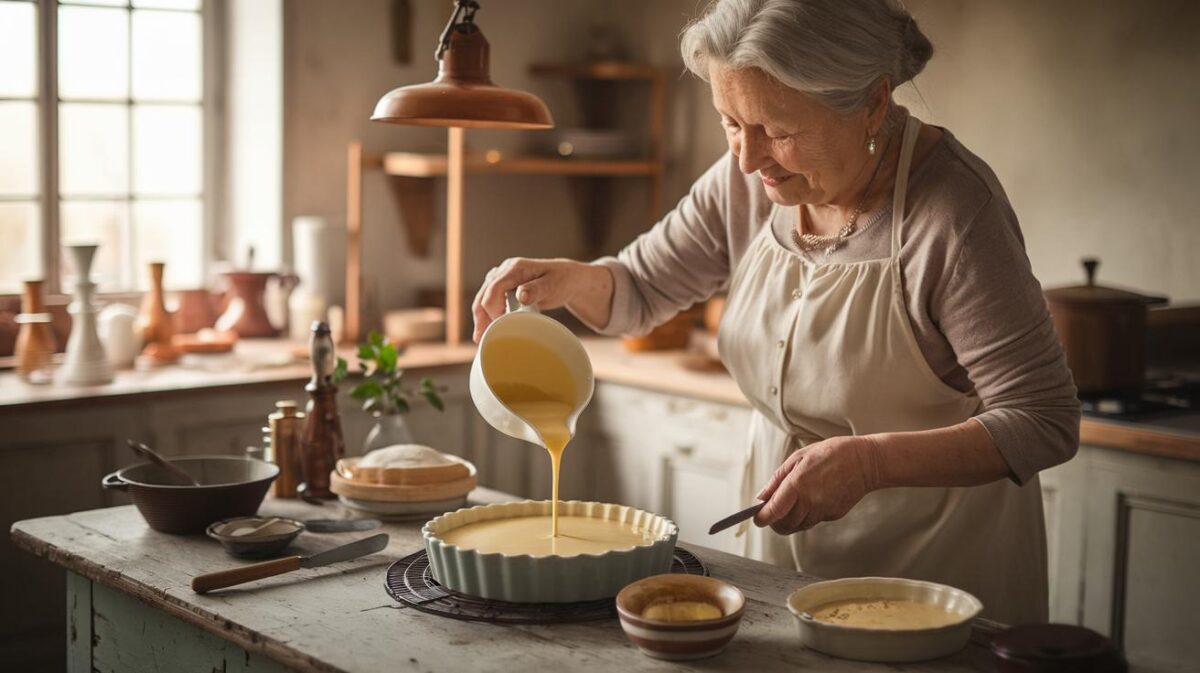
[367,1,553,347]
[371,0,553,129]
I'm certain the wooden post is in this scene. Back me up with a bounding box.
[345,141,363,344]
[445,127,466,346]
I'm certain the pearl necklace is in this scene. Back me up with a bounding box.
[793,127,895,257]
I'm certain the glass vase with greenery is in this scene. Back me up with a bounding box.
[333,330,444,453]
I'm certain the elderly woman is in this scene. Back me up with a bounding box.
[472,0,1079,624]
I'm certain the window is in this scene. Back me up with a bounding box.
[0,0,209,295]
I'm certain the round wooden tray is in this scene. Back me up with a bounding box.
[329,464,477,503]
[335,454,472,486]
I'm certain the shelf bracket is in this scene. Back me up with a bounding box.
[386,176,435,258]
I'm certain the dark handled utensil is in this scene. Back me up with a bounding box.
[192,533,390,593]
[708,501,766,536]
[127,439,201,486]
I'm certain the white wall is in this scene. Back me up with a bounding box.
[277,0,1200,325]
[898,0,1200,302]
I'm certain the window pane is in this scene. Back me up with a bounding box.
[0,202,42,293]
[133,105,200,195]
[59,5,129,100]
[61,1,127,6]
[0,102,39,196]
[0,2,37,98]
[60,103,129,196]
[134,0,202,10]
[132,10,201,101]
[61,200,128,289]
[133,199,202,289]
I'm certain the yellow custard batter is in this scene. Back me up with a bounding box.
[440,515,654,556]
[810,599,961,629]
[482,335,578,538]
[642,601,724,622]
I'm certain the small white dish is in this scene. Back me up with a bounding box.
[786,577,982,663]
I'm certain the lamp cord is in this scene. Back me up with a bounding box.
[435,0,481,62]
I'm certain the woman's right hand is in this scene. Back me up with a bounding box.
[472,258,612,343]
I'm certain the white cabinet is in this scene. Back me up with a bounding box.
[577,383,752,554]
[1039,444,1200,672]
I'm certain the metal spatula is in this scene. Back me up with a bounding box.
[191,533,390,593]
[708,501,766,536]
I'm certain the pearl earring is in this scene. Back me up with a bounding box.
[867,136,877,155]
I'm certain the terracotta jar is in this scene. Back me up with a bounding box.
[14,280,57,384]
[216,272,279,338]
[173,289,218,335]
[136,262,179,364]
[1044,259,1167,396]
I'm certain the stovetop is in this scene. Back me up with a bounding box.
[1080,370,1200,431]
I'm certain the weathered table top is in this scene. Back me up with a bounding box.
[12,491,1002,673]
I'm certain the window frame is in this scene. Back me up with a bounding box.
[0,0,223,301]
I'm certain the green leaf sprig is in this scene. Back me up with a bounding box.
[333,330,445,416]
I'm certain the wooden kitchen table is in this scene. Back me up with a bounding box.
[12,490,1003,673]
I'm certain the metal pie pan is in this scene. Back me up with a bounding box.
[423,500,678,603]
[786,577,983,663]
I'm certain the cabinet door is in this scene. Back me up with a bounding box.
[0,404,150,672]
[149,384,301,456]
[1080,446,1200,671]
[1039,456,1088,625]
[587,383,751,553]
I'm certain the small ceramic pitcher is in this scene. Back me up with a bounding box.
[469,293,594,448]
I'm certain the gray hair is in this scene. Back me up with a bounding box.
[681,0,933,113]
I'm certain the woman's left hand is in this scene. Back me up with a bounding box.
[753,435,881,535]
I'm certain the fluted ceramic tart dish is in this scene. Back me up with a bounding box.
[422,500,678,602]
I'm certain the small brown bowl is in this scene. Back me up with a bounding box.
[206,517,304,558]
[616,574,745,661]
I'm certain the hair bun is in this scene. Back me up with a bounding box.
[898,15,933,83]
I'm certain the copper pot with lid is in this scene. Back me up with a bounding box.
[1044,258,1167,396]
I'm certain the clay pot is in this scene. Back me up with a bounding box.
[216,272,279,338]
[1044,259,1167,396]
[174,289,218,335]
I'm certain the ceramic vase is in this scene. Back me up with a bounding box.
[173,289,218,335]
[215,272,279,338]
[136,262,179,364]
[98,303,140,369]
[60,244,114,385]
[14,279,57,384]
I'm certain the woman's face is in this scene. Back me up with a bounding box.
[709,63,874,207]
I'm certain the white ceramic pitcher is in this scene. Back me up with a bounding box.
[469,293,594,448]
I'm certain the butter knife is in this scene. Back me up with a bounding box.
[192,533,389,593]
[708,501,766,536]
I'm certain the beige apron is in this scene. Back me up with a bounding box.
[717,116,1048,625]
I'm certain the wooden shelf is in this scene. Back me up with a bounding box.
[529,61,664,81]
[380,152,662,178]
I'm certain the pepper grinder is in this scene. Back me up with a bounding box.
[298,321,345,499]
[60,244,114,386]
[269,400,305,498]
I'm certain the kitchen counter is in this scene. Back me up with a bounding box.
[579,338,1200,463]
[12,493,1004,673]
[4,335,1196,462]
[0,340,476,411]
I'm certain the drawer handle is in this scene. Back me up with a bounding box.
[675,445,694,457]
